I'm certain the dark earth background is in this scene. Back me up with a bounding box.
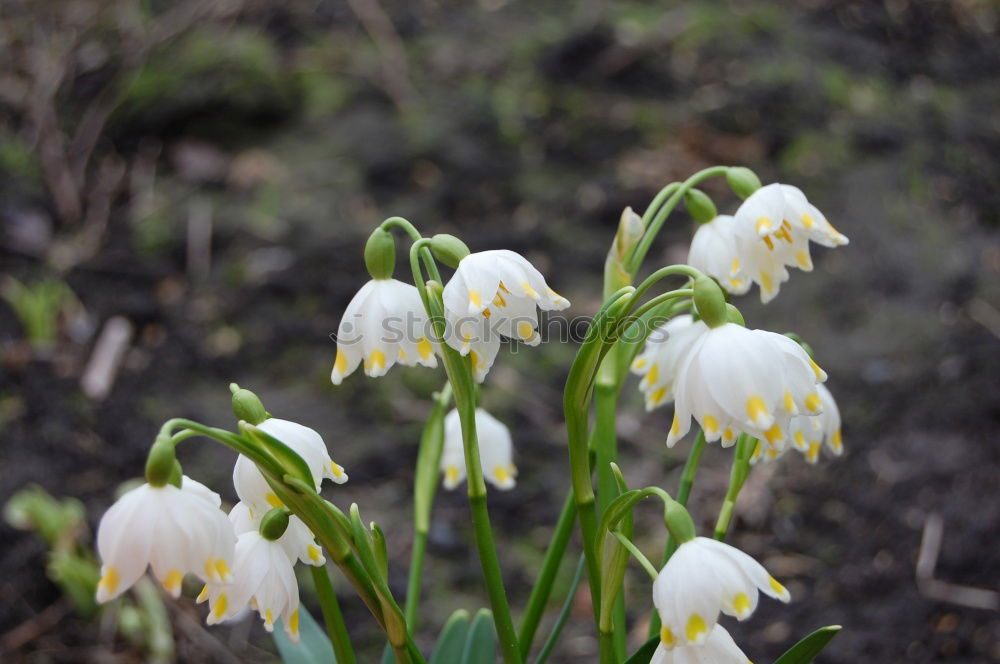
[1,0,998,662]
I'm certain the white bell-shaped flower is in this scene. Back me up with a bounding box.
[234,418,346,515]
[732,183,848,302]
[331,278,437,384]
[653,537,790,649]
[229,502,325,567]
[687,216,752,297]
[200,530,301,642]
[96,476,236,602]
[631,315,708,411]
[788,383,843,464]
[440,407,517,490]
[667,324,826,448]
[651,624,751,663]
[442,250,569,382]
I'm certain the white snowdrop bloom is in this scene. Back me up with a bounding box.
[687,216,752,297]
[234,418,346,515]
[331,278,437,385]
[442,250,569,381]
[732,183,848,302]
[200,530,301,642]
[651,624,751,664]
[229,502,326,567]
[788,383,843,464]
[630,315,708,411]
[441,408,517,490]
[653,537,790,649]
[96,476,236,602]
[667,324,826,449]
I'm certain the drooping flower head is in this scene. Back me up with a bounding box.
[653,537,790,649]
[229,501,325,567]
[96,476,236,602]
[442,249,569,382]
[331,278,437,384]
[687,215,752,297]
[631,315,708,411]
[234,418,346,515]
[732,183,848,302]
[651,624,751,664]
[441,407,517,490]
[788,383,843,464]
[667,323,826,448]
[200,529,301,642]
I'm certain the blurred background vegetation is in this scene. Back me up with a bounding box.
[0,0,998,661]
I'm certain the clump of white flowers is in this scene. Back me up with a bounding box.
[90,166,848,664]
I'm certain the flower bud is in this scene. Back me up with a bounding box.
[429,234,470,268]
[364,227,396,280]
[230,383,268,425]
[605,207,644,295]
[684,188,718,223]
[726,166,762,200]
[259,507,291,541]
[144,440,178,487]
[693,277,728,328]
[663,500,696,544]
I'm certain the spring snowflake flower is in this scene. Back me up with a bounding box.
[653,537,790,648]
[651,624,750,663]
[788,383,843,463]
[732,183,848,303]
[331,278,437,385]
[442,250,569,382]
[229,502,325,567]
[667,324,826,448]
[96,476,236,602]
[631,315,708,411]
[686,215,752,297]
[233,418,347,515]
[441,407,517,490]
[199,530,301,642]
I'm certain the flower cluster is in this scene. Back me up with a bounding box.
[688,183,848,303]
[95,414,346,642]
[331,247,569,385]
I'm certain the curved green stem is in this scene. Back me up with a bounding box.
[383,216,442,284]
[627,166,730,275]
[612,532,658,581]
[311,564,357,664]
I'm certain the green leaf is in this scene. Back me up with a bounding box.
[772,625,842,664]
[623,635,659,664]
[274,605,335,664]
[460,609,496,664]
[430,609,470,664]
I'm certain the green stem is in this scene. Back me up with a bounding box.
[612,532,658,581]
[532,555,586,664]
[518,491,577,660]
[627,166,730,275]
[311,564,357,664]
[713,434,755,540]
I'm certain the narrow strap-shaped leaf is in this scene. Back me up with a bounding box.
[622,636,659,664]
[772,625,842,664]
[460,609,496,664]
[430,609,471,664]
[273,604,335,664]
